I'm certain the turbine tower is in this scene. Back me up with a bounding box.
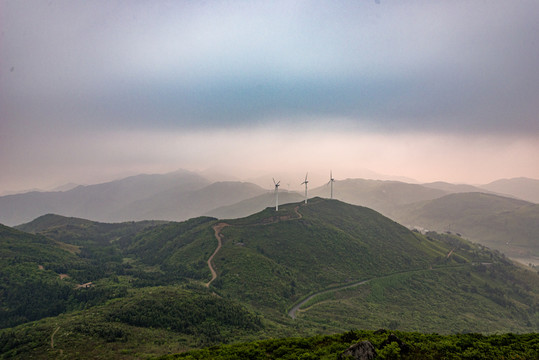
[329,170,335,200]
[273,178,280,211]
[301,173,309,204]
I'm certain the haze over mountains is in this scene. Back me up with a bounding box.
[393,193,539,261]
[481,178,539,204]
[1,170,537,267]
[1,169,538,226]
[0,170,266,226]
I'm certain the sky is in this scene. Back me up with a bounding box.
[1,0,538,193]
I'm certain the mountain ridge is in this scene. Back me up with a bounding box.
[480,177,539,203]
[0,171,268,225]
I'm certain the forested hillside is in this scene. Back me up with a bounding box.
[1,199,538,359]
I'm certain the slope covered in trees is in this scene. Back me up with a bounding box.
[1,199,538,359]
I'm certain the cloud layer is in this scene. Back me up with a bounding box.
[1,1,538,191]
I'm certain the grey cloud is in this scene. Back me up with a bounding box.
[2,1,539,135]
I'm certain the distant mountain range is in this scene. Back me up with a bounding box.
[205,191,305,219]
[392,192,539,260]
[0,170,266,225]
[1,171,537,263]
[480,177,539,204]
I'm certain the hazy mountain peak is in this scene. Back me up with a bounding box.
[480,177,539,203]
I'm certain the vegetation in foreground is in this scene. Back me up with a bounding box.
[160,329,539,360]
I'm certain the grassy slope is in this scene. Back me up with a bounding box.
[125,216,217,280]
[208,198,539,334]
[212,199,446,311]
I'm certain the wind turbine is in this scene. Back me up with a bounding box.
[273,178,280,211]
[300,173,309,204]
[329,170,335,199]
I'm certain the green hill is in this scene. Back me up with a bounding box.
[205,198,539,333]
[0,286,265,359]
[0,224,89,328]
[392,193,539,260]
[1,199,539,358]
[212,198,444,312]
[16,213,167,246]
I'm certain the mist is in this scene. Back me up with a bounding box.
[2,126,537,194]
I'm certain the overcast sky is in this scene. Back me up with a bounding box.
[1,0,538,193]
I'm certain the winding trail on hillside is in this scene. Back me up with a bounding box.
[205,206,303,287]
[51,326,60,349]
[288,279,371,319]
[288,265,466,319]
[205,223,229,288]
[294,205,303,219]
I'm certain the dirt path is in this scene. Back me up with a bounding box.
[288,265,466,319]
[288,279,370,319]
[205,223,228,288]
[51,326,60,349]
[294,205,303,219]
[205,207,302,288]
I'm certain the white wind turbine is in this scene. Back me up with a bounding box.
[329,170,335,199]
[273,178,280,211]
[300,173,309,204]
